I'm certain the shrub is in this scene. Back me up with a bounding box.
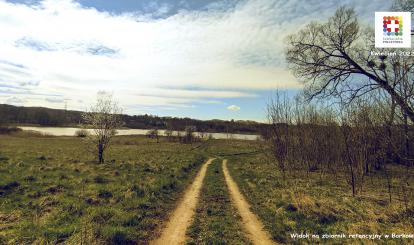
[0,181,20,190]
[98,189,113,199]
[24,176,36,182]
[181,126,199,144]
[285,203,298,212]
[74,129,89,137]
[146,129,159,139]
[0,155,9,161]
[94,175,107,184]
[99,227,135,245]
[0,126,22,134]
[38,155,47,160]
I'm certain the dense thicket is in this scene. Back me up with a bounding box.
[266,91,413,207]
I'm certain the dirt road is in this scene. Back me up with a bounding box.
[222,159,275,245]
[152,158,214,245]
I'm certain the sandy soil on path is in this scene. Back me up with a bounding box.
[151,158,215,245]
[222,159,275,245]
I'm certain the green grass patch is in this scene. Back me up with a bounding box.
[0,135,206,244]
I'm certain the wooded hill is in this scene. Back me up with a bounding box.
[0,104,266,134]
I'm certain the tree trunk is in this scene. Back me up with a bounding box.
[349,163,356,197]
[403,113,410,167]
[384,165,392,204]
[342,126,357,197]
[98,144,104,164]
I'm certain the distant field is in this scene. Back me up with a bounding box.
[0,133,413,244]
[0,133,205,244]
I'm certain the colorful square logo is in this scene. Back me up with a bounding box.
[383,16,403,36]
[375,12,411,48]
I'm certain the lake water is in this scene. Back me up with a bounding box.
[18,126,261,141]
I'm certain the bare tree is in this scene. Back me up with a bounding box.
[182,126,197,144]
[147,129,160,143]
[198,127,207,139]
[267,90,292,179]
[82,92,124,164]
[393,0,414,12]
[286,7,414,123]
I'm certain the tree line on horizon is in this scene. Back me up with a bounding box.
[0,103,266,134]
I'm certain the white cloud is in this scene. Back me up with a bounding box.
[0,0,391,114]
[133,88,256,99]
[5,96,26,105]
[45,97,65,103]
[227,104,240,112]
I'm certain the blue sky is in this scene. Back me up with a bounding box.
[0,0,392,121]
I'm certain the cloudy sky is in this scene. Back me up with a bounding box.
[0,0,391,121]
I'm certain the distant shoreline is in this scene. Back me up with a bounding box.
[17,126,261,141]
[0,104,267,135]
[7,124,262,136]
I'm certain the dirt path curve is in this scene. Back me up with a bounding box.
[222,159,275,245]
[152,158,215,245]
